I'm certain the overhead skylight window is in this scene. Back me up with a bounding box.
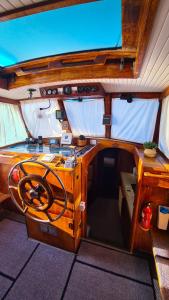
[0,0,121,67]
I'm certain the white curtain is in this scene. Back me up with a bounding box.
[0,103,27,147]
[159,96,169,159]
[21,99,62,138]
[111,98,159,143]
[64,98,105,137]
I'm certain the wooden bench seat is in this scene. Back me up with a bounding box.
[151,230,169,300]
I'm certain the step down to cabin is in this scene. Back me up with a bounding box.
[151,229,169,300]
[81,237,132,255]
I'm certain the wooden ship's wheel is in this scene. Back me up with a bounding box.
[8,160,67,223]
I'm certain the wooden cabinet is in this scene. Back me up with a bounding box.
[26,163,82,252]
[130,149,169,253]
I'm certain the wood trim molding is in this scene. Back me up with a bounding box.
[162,86,169,99]
[153,99,162,144]
[0,96,19,105]
[104,94,112,139]
[0,0,98,22]
[18,92,162,102]
[111,92,162,99]
[57,99,72,133]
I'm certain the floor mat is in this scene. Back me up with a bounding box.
[0,276,12,299]
[64,262,154,300]
[5,244,74,300]
[78,241,151,284]
[0,219,37,278]
[87,197,124,247]
[0,218,158,300]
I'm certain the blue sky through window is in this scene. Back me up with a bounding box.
[0,0,121,67]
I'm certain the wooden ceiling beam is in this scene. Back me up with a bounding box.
[0,0,99,22]
[122,0,142,49]
[123,0,159,78]
[15,55,110,76]
[8,63,133,89]
[3,49,136,74]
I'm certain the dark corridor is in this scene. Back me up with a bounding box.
[87,148,135,249]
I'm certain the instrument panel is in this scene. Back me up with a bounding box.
[0,143,94,167]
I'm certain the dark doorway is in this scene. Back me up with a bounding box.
[87,148,136,249]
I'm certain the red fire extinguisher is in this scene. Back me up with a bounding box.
[140,202,152,231]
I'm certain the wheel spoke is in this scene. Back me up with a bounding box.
[45,211,53,222]
[23,206,28,213]
[40,194,47,200]
[19,164,28,176]
[9,185,18,191]
[38,197,46,205]
[43,169,50,179]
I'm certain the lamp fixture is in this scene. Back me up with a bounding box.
[27,88,36,99]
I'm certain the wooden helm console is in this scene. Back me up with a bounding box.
[8,159,67,223]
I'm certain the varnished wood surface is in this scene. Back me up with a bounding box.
[0,145,83,252]
[3,49,136,74]
[0,140,169,253]
[162,86,169,99]
[0,96,19,105]
[8,63,134,89]
[111,92,162,99]
[131,148,169,253]
[104,94,112,138]
[135,148,169,173]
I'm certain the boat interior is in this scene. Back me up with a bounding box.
[0,0,169,299]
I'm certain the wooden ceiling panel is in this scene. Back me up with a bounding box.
[10,1,25,9]
[0,0,98,22]
[0,5,5,13]
[20,0,36,5]
[0,1,16,11]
